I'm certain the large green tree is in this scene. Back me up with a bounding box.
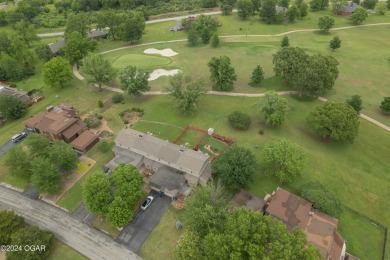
[35,44,53,62]
[83,54,116,91]
[208,56,237,91]
[63,31,97,67]
[310,0,329,10]
[31,157,62,194]
[249,65,264,87]
[380,97,390,113]
[48,140,79,172]
[7,226,54,260]
[64,13,89,40]
[307,102,360,143]
[351,7,368,24]
[0,210,24,245]
[106,196,134,227]
[260,0,277,24]
[300,181,343,218]
[119,66,150,97]
[14,20,39,47]
[42,57,73,88]
[261,138,306,184]
[24,133,50,158]
[0,94,27,120]
[119,11,145,43]
[168,73,206,115]
[4,146,31,179]
[346,95,363,114]
[318,16,335,33]
[83,171,113,215]
[261,90,288,127]
[96,10,126,40]
[237,0,254,19]
[182,182,229,238]
[191,15,219,44]
[212,146,256,191]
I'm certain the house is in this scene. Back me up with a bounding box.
[48,29,107,56]
[24,104,99,153]
[108,128,212,198]
[334,2,359,16]
[0,83,29,102]
[264,188,359,260]
[232,189,265,212]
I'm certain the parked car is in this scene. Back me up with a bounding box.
[141,196,154,210]
[11,132,27,143]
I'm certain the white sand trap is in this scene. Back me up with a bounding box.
[144,48,178,57]
[148,69,181,81]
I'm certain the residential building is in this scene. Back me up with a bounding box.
[108,128,212,198]
[334,2,359,16]
[24,104,99,153]
[0,83,29,102]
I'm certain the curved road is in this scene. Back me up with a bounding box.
[0,186,140,260]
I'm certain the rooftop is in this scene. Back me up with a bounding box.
[232,189,265,212]
[115,129,210,176]
[0,84,29,101]
[70,130,99,151]
[150,166,185,195]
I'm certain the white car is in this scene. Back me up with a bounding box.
[141,196,154,210]
[11,132,27,143]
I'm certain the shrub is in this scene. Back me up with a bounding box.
[112,93,124,104]
[228,111,251,130]
[98,100,104,108]
[118,107,145,117]
[97,140,112,153]
[300,181,343,218]
[380,97,390,113]
[84,114,102,128]
[96,114,103,120]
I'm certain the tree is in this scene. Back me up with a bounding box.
[380,97,390,113]
[208,56,237,91]
[192,15,218,44]
[298,54,339,97]
[119,11,145,43]
[251,0,262,12]
[249,65,265,87]
[288,5,299,22]
[106,196,134,227]
[237,0,254,19]
[96,10,126,40]
[30,157,62,194]
[0,210,24,245]
[279,0,290,8]
[261,90,288,126]
[221,4,233,15]
[300,181,343,217]
[318,16,335,33]
[174,231,204,260]
[7,226,54,260]
[346,95,363,114]
[273,47,309,86]
[261,139,306,183]
[212,146,256,191]
[83,171,113,215]
[310,0,329,10]
[387,0,390,9]
[14,20,39,47]
[362,0,377,9]
[211,34,220,48]
[182,182,229,237]
[119,66,150,98]
[329,36,341,51]
[35,44,53,62]
[42,57,73,88]
[228,111,251,130]
[187,28,198,45]
[307,102,360,143]
[168,73,206,115]
[64,13,89,40]
[299,3,309,17]
[0,94,27,120]
[4,146,31,179]
[333,0,348,14]
[63,31,97,67]
[110,164,143,190]
[276,10,285,24]
[201,0,218,7]
[83,54,116,91]
[351,7,368,25]
[24,133,50,158]
[48,140,79,171]
[281,36,290,47]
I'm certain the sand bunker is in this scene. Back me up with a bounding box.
[148,69,181,81]
[144,48,178,57]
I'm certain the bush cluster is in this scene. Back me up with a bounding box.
[84,113,102,128]
[228,111,251,130]
[118,107,145,117]
[111,93,124,104]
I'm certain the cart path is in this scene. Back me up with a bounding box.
[0,185,140,260]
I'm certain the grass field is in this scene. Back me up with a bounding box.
[140,207,184,260]
[47,240,87,260]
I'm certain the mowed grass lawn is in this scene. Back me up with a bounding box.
[47,240,87,260]
[103,94,389,259]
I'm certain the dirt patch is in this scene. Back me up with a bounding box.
[81,112,113,134]
[173,194,185,209]
[121,111,141,126]
[43,156,96,203]
[204,144,220,156]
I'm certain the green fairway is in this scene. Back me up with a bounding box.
[111,53,172,70]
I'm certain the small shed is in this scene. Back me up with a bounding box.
[70,130,99,153]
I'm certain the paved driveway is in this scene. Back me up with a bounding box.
[0,129,32,158]
[116,191,171,253]
[0,186,140,260]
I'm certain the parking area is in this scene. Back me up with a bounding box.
[72,202,97,226]
[0,129,32,158]
[116,191,171,253]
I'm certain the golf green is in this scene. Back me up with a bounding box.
[111,54,171,69]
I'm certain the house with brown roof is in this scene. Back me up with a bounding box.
[24,104,99,153]
[108,128,212,198]
[264,188,358,260]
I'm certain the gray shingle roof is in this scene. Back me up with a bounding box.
[115,129,210,177]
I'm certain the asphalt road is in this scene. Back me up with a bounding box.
[0,186,140,260]
[117,192,171,253]
[0,129,31,158]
